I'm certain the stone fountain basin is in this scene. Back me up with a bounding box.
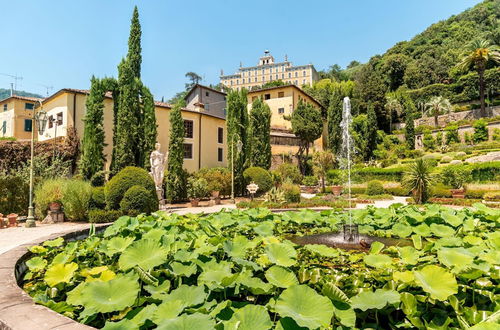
[289,232,412,251]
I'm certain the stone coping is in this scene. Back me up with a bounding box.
[0,224,110,330]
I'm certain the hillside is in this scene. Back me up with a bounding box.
[0,88,43,100]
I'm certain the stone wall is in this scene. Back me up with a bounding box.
[414,106,500,128]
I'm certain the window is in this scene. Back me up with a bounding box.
[281,73,284,79]
[288,73,291,78]
[278,91,284,98]
[264,94,271,100]
[217,148,223,162]
[56,112,63,125]
[24,119,32,132]
[303,71,306,77]
[230,80,233,86]
[184,120,194,138]
[255,77,257,82]
[278,108,285,114]
[217,127,223,144]
[295,72,298,77]
[236,79,239,84]
[25,103,34,110]
[276,74,278,80]
[295,80,298,85]
[270,68,273,73]
[262,76,265,82]
[262,69,265,75]
[242,78,245,83]
[205,91,209,97]
[3,104,7,111]
[48,115,54,128]
[183,144,193,159]
[1,121,6,134]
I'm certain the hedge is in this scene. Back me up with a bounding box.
[467,162,500,182]
[0,175,29,215]
[88,210,124,223]
[350,167,406,183]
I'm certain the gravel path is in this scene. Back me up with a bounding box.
[465,151,500,163]
[355,196,408,209]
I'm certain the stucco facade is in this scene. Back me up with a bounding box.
[0,95,42,140]
[185,84,227,118]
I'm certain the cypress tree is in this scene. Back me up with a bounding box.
[226,89,249,195]
[248,97,271,169]
[79,77,106,180]
[140,84,157,169]
[366,103,378,159]
[327,93,342,154]
[127,6,142,79]
[166,101,186,202]
[403,95,416,150]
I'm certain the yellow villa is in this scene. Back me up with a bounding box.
[36,88,227,173]
[0,95,43,140]
[247,84,325,157]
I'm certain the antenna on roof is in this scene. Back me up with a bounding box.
[37,83,54,96]
[0,73,23,95]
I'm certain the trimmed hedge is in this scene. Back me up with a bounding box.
[90,186,106,209]
[120,185,157,215]
[104,166,156,210]
[468,162,500,182]
[88,210,124,223]
[349,167,406,183]
[243,167,273,194]
[366,180,384,196]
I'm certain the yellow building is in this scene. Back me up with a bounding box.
[246,84,325,156]
[221,51,319,90]
[0,95,42,140]
[37,88,227,173]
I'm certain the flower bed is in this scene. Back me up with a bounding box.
[21,205,499,329]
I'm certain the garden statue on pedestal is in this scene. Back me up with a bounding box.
[150,143,167,205]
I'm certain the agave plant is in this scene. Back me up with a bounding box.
[403,158,435,203]
[263,186,285,204]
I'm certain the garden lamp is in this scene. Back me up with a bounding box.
[35,111,48,135]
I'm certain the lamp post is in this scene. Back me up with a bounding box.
[231,137,243,204]
[25,101,48,228]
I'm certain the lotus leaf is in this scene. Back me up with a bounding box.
[441,211,464,227]
[118,239,169,271]
[43,237,64,248]
[437,248,474,272]
[265,242,297,267]
[393,270,415,283]
[265,266,298,288]
[102,319,136,330]
[413,265,457,300]
[369,241,385,254]
[170,262,197,277]
[253,222,275,237]
[26,257,47,272]
[413,223,431,237]
[275,285,334,329]
[392,223,412,238]
[45,262,78,287]
[430,223,456,237]
[163,285,206,307]
[156,313,215,330]
[237,270,273,294]
[398,246,420,265]
[145,279,171,300]
[350,289,400,311]
[105,236,135,256]
[152,300,185,324]
[363,254,393,268]
[223,235,254,258]
[225,305,273,330]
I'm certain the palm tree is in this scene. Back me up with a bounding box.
[403,158,435,204]
[425,96,452,127]
[384,95,402,133]
[458,39,500,117]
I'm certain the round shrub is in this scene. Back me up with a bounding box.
[302,176,318,187]
[90,186,106,209]
[366,180,384,196]
[120,185,157,215]
[277,163,303,184]
[450,159,462,165]
[282,181,301,203]
[440,165,472,189]
[105,167,156,210]
[243,167,273,194]
[196,167,231,195]
[61,180,92,221]
[440,156,452,163]
[455,152,467,158]
[34,179,66,219]
[90,170,107,187]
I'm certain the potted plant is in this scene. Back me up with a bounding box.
[441,165,471,199]
[187,177,209,207]
[329,171,344,197]
[302,176,318,194]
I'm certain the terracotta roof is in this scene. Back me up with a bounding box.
[0,94,43,103]
[247,84,323,109]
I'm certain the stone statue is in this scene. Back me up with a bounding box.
[150,143,167,203]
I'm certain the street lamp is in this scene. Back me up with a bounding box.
[25,101,48,228]
[231,137,243,203]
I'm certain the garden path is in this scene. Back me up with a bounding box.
[355,196,408,209]
[465,151,500,163]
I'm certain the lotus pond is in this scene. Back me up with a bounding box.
[23,205,499,329]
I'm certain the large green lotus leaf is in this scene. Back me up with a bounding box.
[163,285,206,307]
[369,241,385,254]
[265,266,298,288]
[173,249,199,262]
[265,242,297,267]
[398,246,420,265]
[430,224,455,237]
[275,285,334,329]
[405,209,426,223]
[152,300,185,324]
[463,235,483,246]
[392,223,412,238]
[225,305,272,330]
[437,248,474,272]
[413,223,431,237]
[333,305,356,328]
[170,262,197,277]
[363,254,393,268]
[102,319,136,330]
[130,304,157,327]
[156,313,215,330]
[50,252,74,266]
[469,322,500,330]
[45,262,78,287]
[350,289,401,311]
[43,237,64,248]
[413,265,457,300]
[26,257,47,272]
[303,244,339,257]
[105,236,135,256]
[210,213,237,228]
[66,282,87,306]
[79,274,140,313]
[253,222,275,237]
[223,235,254,258]
[441,211,464,227]
[197,260,235,289]
[321,282,350,304]
[486,231,500,250]
[145,280,171,300]
[237,270,273,295]
[393,271,415,283]
[142,228,169,241]
[118,239,169,271]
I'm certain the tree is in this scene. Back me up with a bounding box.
[425,96,452,127]
[290,100,323,174]
[366,104,378,159]
[140,84,157,169]
[79,77,106,180]
[312,151,334,192]
[403,95,416,150]
[226,89,249,195]
[127,6,142,79]
[185,72,202,90]
[166,101,186,202]
[458,39,500,116]
[384,94,402,134]
[248,97,271,169]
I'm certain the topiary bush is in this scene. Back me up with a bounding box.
[105,166,156,210]
[276,163,303,184]
[366,180,384,196]
[90,186,106,209]
[90,170,107,187]
[88,209,123,223]
[472,119,488,143]
[120,185,157,215]
[282,181,301,203]
[440,155,452,163]
[61,180,92,221]
[243,167,273,194]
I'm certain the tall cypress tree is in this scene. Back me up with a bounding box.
[366,103,378,160]
[166,101,186,202]
[226,89,249,195]
[327,93,343,154]
[140,84,157,169]
[248,97,271,169]
[403,95,416,150]
[127,6,142,79]
[79,77,106,180]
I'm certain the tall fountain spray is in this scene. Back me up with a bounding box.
[339,97,358,242]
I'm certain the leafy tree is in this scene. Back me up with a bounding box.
[381,54,409,91]
[423,129,436,151]
[226,89,249,195]
[185,72,202,90]
[402,95,416,150]
[140,84,157,169]
[312,151,334,192]
[79,77,106,180]
[458,39,500,116]
[248,98,271,169]
[472,119,488,143]
[166,101,186,202]
[425,96,452,127]
[366,104,378,159]
[384,94,402,134]
[290,100,323,174]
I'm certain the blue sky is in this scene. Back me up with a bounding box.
[1,0,481,100]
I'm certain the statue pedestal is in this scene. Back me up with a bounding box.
[42,210,65,224]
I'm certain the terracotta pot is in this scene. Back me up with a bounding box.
[0,213,4,229]
[450,188,465,199]
[211,191,220,198]
[331,185,343,196]
[213,197,221,205]
[305,186,316,194]
[7,213,18,227]
[190,198,200,207]
[49,202,62,212]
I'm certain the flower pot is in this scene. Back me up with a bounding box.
[331,185,343,196]
[7,213,18,227]
[211,190,220,198]
[213,197,221,205]
[190,198,200,207]
[450,188,465,199]
[305,186,316,194]
[49,202,62,212]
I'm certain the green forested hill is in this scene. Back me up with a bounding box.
[0,88,43,100]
